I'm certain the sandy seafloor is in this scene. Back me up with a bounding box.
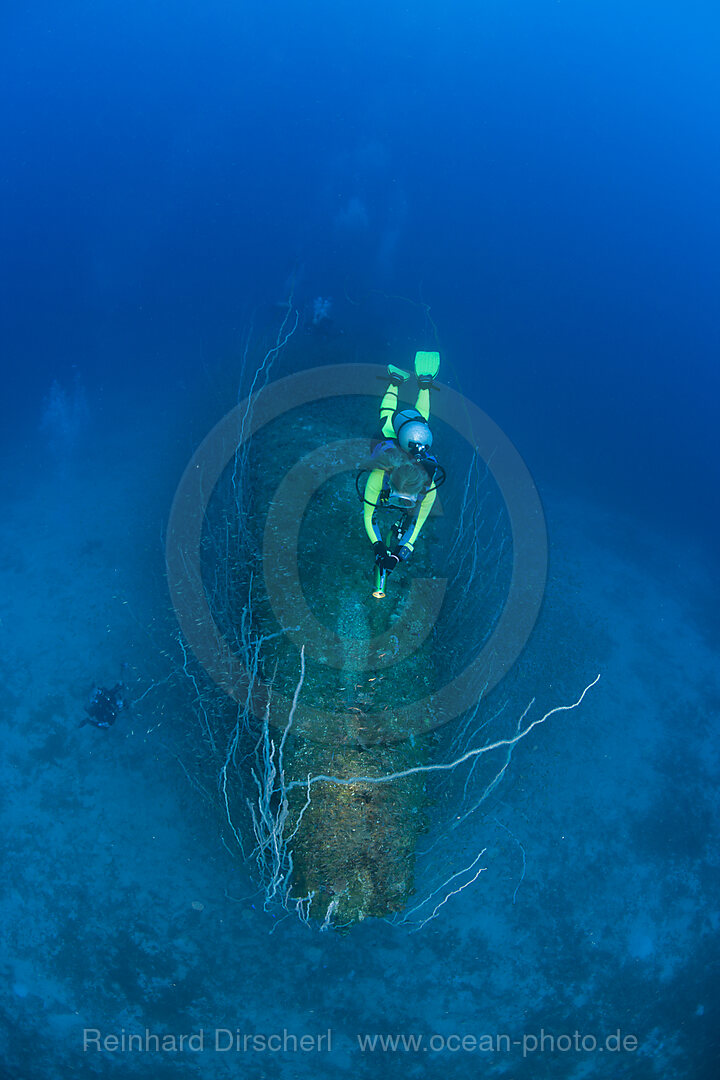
[0,386,717,1080]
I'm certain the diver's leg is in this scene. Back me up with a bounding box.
[379,383,399,438]
[379,365,410,437]
[414,387,430,421]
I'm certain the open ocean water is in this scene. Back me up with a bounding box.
[0,3,718,1078]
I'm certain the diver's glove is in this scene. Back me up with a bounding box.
[373,542,400,572]
[392,544,412,562]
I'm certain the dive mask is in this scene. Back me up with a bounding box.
[388,491,418,510]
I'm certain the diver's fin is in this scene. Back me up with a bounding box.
[414,351,440,388]
[385,364,411,387]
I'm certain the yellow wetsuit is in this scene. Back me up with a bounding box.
[363,379,437,552]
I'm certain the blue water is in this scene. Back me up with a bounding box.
[1,3,718,1078]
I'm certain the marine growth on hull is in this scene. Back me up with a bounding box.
[171,330,517,929]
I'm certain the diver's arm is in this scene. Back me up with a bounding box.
[397,486,437,552]
[363,469,385,545]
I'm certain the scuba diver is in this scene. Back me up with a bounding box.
[359,351,444,594]
[79,665,129,729]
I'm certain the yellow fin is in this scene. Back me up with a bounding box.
[413,351,440,379]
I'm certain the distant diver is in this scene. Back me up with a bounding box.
[306,295,341,339]
[357,351,445,597]
[80,665,129,729]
